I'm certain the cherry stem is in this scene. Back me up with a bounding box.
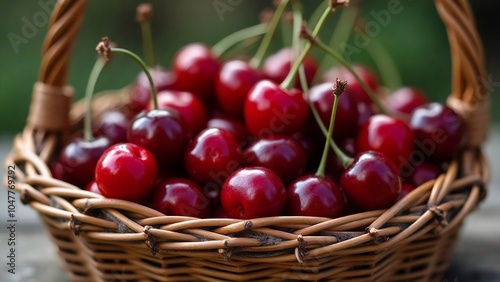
[280,5,331,90]
[212,23,267,58]
[110,47,159,110]
[291,0,302,73]
[136,3,156,67]
[363,34,402,89]
[83,57,106,142]
[316,79,352,176]
[249,0,290,69]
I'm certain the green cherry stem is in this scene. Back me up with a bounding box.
[136,3,156,67]
[249,0,290,69]
[83,57,106,142]
[212,23,268,58]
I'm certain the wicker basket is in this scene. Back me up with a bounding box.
[4,0,491,281]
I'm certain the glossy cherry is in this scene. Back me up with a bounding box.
[243,135,306,185]
[385,87,428,115]
[409,162,442,187]
[149,90,208,138]
[94,111,130,144]
[149,177,211,218]
[207,114,249,146]
[396,183,415,202]
[323,65,379,106]
[172,43,221,101]
[95,143,158,202]
[244,80,309,137]
[184,128,242,184]
[130,67,175,115]
[356,114,415,170]
[340,151,401,211]
[263,47,318,88]
[409,103,464,162]
[221,167,286,219]
[215,60,263,118]
[325,138,357,181]
[128,109,188,167]
[85,179,102,195]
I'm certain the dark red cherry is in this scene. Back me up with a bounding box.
[396,183,415,202]
[207,114,250,146]
[385,87,428,115]
[215,60,263,118]
[409,162,442,187]
[130,66,175,115]
[356,114,415,171]
[325,138,357,182]
[85,179,102,195]
[340,151,401,211]
[243,135,306,185]
[150,90,208,138]
[95,143,158,202]
[184,128,242,184]
[310,82,360,139]
[286,175,344,218]
[55,136,111,188]
[409,103,464,162]
[149,177,211,218]
[94,111,130,144]
[263,47,318,88]
[221,167,286,219]
[244,80,309,137]
[323,65,379,106]
[128,109,188,167]
[172,43,221,101]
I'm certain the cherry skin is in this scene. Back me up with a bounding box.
[396,183,415,202]
[244,80,309,137]
[54,136,111,188]
[128,109,188,167]
[149,177,211,218]
[340,151,401,211]
[94,111,130,144]
[95,143,158,202]
[356,114,415,171]
[325,138,357,182]
[409,103,464,162]
[215,60,264,118]
[172,43,221,101]
[409,162,442,187]
[263,47,318,88]
[130,66,175,116]
[385,87,428,115]
[310,82,360,140]
[85,179,102,195]
[323,65,379,106]
[149,90,208,138]
[286,175,344,218]
[221,167,286,219]
[184,128,242,184]
[242,135,306,185]
[207,114,249,146]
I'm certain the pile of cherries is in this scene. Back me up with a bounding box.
[51,4,464,220]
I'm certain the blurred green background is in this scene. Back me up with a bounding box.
[1,0,499,134]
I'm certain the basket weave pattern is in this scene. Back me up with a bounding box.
[4,0,490,281]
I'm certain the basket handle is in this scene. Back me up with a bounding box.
[27,0,87,132]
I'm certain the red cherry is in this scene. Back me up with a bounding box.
[310,82,360,139]
[356,114,415,171]
[323,65,379,106]
[172,43,221,101]
[263,47,317,88]
[221,167,286,219]
[94,111,130,144]
[340,151,401,211]
[85,179,102,195]
[215,60,263,118]
[325,138,357,182]
[150,90,208,138]
[95,143,158,202]
[149,178,211,218]
[385,87,428,115]
[243,135,306,185]
[128,109,188,167]
[409,103,464,162]
[207,114,249,146]
[184,128,242,184]
[244,80,309,137]
[286,175,344,218]
[130,66,175,115]
[409,162,442,187]
[396,183,415,202]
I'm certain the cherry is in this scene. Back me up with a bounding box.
[244,80,309,137]
[325,138,356,182]
[396,183,415,202]
[215,60,263,118]
[385,87,428,115]
[95,143,158,202]
[172,43,221,101]
[243,135,306,185]
[150,90,208,138]
[310,82,359,139]
[323,65,379,106]
[263,47,318,88]
[93,111,130,144]
[184,128,242,184]
[85,179,102,195]
[130,67,175,115]
[128,109,188,167]
[409,103,464,162]
[207,114,249,146]
[409,162,442,187]
[221,167,286,219]
[356,114,415,171]
[149,177,211,218]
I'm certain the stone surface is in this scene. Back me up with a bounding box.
[0,128,499,282]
